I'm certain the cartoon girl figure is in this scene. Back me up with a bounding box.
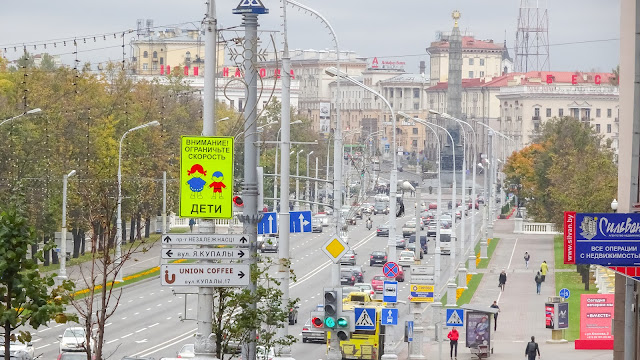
[186,164,207,199]
[209,171,226,199]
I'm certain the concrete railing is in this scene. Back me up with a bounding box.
[514,218,560,234]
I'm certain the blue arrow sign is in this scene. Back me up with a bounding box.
[258,212,277,235]
[406,321,414,342]
[559,288,570,299]
[290,211,312,233]
[380,308,398,326]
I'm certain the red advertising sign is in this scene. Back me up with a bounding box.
[545,304,555,329]
[564,211,576,264]
[580,294,614,340]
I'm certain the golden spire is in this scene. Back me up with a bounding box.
[452,10,461,27]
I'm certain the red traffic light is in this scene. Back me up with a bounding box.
[311,317,324,328]
[233,196,244,207]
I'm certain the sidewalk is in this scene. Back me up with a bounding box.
[398,218,612,359]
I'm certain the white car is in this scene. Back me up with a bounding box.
[59,327,94,353]
[0,341,34,359]
[177,344,195,358]
[398,250,416,268]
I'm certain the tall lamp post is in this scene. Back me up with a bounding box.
[0,108,42,127]
[115,120,160,282]
[57,169,76,285]
[274,120,303,211]
[305,151,314,210]
[325,67,399,263]
[295,149,304,211]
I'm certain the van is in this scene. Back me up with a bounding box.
[439,229,452,255]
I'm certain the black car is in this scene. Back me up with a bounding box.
[376,224,390,237]
[340,269,356,286]
[408,234,428,253]
[343,265,365,283]
[406,242,424,259]
[369,251,387,266]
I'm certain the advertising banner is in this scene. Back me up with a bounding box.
[465,311,491,349]
[564,212,640,265]
[545,303,555,329]
[319,102,331,133]
[580,294,614,340]
[558,302,569,329]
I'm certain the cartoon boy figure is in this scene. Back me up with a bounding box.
[209,171,226,199]
[186,164,207,199]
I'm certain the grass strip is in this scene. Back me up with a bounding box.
[554,271,597,341]
[456,273,484,306]
[478,238,500,269]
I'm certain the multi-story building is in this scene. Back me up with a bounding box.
[427,33,512,85]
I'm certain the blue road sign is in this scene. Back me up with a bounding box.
[290,211,312,233]
[354,308,376,330]
[559,288,571,299]
[258,212,277,235]
[380,308,398,326]
[233,0,269,14]
[383,281,398,303]
[567,212,640,266]
[406,321,414,342]
[383,262,400,278]
[446,309,464,327]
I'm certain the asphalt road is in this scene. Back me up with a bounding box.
[24,194,483,360]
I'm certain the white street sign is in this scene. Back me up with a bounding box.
[410,274,435,284]
[162,234,249,246]
[161,248,248,260]
[161,264,250,287]
[410,265,434,275]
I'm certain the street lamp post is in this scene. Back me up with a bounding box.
[305,151,314,210]
[295,149,304,211]
[274,120,303,211]
[57,169,76,285]
[0,108,42,127]
[115,120,160,282]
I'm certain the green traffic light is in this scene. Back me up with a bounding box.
[337,317,348,327]
[324,317,336,328]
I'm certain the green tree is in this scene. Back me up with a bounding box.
[39,53,57,71]
[0,209,75,360]
[16,52,35,69]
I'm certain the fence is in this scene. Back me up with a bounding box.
[514,218,560,234]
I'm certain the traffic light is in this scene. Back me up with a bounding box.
[335,315,350,341]
[233,195,244,207]
[310,311,325,329]
[323,288,340,329]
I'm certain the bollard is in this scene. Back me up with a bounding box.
[480,240,488,259]
[468,255,477,274]
[458,268,468,289]
[446,282,457,307]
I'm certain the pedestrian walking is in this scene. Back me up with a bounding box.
[540,260,548,282]
[535,271,542,294]
[525,335,541,360]
[447,327,459,359]
[490,300,500,331]
[524,251,530,269]
[499,269,507,292]
[188,218,195,232]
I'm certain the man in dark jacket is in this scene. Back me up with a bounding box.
[499,269,507,291]
[525,335,540,359]
[490,300,500,331]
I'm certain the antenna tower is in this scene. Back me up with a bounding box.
[514,0,550,72]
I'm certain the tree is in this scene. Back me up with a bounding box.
[39,53,57,71]
[610,65,619,86]
[16,52,34,69]
[0,208,75,360]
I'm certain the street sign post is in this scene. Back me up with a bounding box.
[380,308,398,326]
[405,321,414,342]
[160,264,249,286]
[179,136,234,219]
[559,288,571,299]
[290,211,312,233]
[410,284,434,302]
[410,274,435,283]
[162,234,249,246]
[383,262,400,278]
[162,248,247,260]
[258,212,278,234]
[321,236,350,263]
[446,309,464,327]
[354,308,376,331]
[383,281,398,303]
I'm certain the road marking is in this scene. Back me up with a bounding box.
[157,304,162,307]
[38,328,50,332]
[507,238,518,270]
[146,308,151,311]
[128,300,133,303]
[121,333,134,338]
[32,339,41,343]
[34,344,50,350]
[106,339,118,344]
[105,322,112,327]
[166,317,172,320]
[134,312,140,315]
[122,317,127,320]
[54,324,64,327]
[148,322,159,328]
[132,329,197,357]
[136,328,147,333]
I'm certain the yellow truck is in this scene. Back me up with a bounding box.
[329,304,387,360]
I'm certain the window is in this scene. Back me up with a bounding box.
[546,108,551,117]
[185,51,191,61]
[413,88,420,98]
[143,51,148,58]
[412,128,419,135]
[596,109,601,117]
[469,71,474,78]
[596,124,601,133]
[413,103,419,110]
[152,63,157,70]
[153,51,158,59]
[534,108,540,117]
[143,63,148,70]
[480,71,485,77]
[559,109,564,117]
[480,58,485,66]
[230,100,235,109]
[607,124,612,133]
[389,89,394,97]
[412,140,418,147]
[469,58,474,65]
[160,57,164,65]
[607,109,612,118]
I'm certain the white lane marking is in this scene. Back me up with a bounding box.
[148,322,159,328]
[157,304,162,307]
[121,333,134,339]
[139,296,144,299]
[32,339,41,343]
[146,308,151,311]
[136,328,147,333]
[128,300,133,303]
[134,312,140,315]
[34,344,50,350]
[166,317,172,320]
[507,238,518,270]
[131,329,196,357]
[122,317,127,320]
[55,324,64,327]
[38,328,50,333]
[105,322,113,327]
[106,339,118,344]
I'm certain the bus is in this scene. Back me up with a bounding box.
[327,306,385,360]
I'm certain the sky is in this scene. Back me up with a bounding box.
[0,0,620,75]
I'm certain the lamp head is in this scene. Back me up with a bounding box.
[611,199,619,211]
[289,151,295,155]
[67,170,77,178]
[27,108,42,115]
[428,109,440,115]
[308,151,314,156]
[217,117,229,122]
[397,111,410,119]
[298,149,304,154]
[324,67,339,77]
[147,120,160,127]
[291,120,303,125]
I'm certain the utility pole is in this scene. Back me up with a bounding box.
[409,186,426,359]
[314,157,319,214]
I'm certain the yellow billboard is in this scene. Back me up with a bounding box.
[180,136,234,219]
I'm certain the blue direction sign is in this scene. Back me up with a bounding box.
[446,309,464,327]
[383,281,398,303]
[559,288,571,299]
[258,212,277,235]
[380,308,398,326]
[354,308,376,330]
[565,212,640,265]
[383,262,400,278]
[406,321,414,342]
[290,211,312,233]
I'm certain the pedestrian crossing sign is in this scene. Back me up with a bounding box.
[354,308,376,330]
[446,308,464,327]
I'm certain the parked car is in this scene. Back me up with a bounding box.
[406,242,424,259]
[371,275,386,293]
[361,203,374,215]
[376,224,390,237]
[59,327,94,353]
[369,251,387,266]
[398,250,416,268]
[340,269,357,286]
[302,318,327,343]
[395,235,406,249]
[339,250,357,266]
[354,283,376,299]
[355,207,364,219]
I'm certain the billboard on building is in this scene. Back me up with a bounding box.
[319,102,331,133]
[580,294,614,340]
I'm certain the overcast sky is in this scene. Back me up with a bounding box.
[0,0,620,74]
